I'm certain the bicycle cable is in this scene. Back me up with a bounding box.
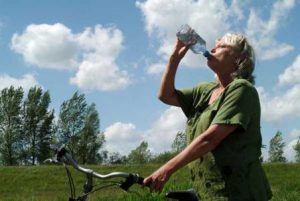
[64,164,76,199]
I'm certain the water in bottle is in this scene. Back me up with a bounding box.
[176,24,210,58]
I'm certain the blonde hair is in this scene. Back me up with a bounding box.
[222,33,256,84]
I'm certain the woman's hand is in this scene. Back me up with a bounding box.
[170,39,191,61]
[143,165,173,193]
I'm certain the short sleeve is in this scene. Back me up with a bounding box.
[211,82,258,131]
[175,88,194,118]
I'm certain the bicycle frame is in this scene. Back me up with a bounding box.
[46,147,199,201]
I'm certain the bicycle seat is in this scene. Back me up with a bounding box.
[165,189,199,201]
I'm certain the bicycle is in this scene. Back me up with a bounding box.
[45,146,200,201]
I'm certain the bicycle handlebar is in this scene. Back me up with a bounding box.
[45,146,200,201]
[54,147,145,191]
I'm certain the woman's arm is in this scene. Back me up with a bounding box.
[158,39,190,106]
[143,123,238,193]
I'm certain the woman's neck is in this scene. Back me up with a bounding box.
[216,74,233,89]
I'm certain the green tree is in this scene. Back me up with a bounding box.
[57,92,105,163]
[36,110,55,164]
[107,152,127,164]
[22,87,54,165]
[0,87,23,166]
[77,103,105,164]
[150,151,176,164]
[57,92,87,157]
[293,139,300,162]
[171,131,186,153]
[268,130,286,162]
[127,141,152,164]
[97,150,109,164]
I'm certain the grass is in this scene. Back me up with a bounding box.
[0,163,299,201]
[263,163,300,201]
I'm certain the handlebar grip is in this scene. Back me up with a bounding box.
[136,176,151,188]
[136,176,144,185]
[120,174,150,191]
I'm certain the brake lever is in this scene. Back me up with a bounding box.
[43,144,67,165]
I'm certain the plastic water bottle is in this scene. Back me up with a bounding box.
[176,24,210,58]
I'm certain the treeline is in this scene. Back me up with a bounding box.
[108,130,300,164]
[0,86,187,166]
[0,86,104,166]
[102,131,186,165]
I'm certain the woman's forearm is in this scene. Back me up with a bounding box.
[163,124,237,175]
[158,39,190,106]
[163,133,215,175]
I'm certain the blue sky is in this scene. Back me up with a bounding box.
[0,0,299,161]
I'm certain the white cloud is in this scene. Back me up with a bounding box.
[146,63,165,75]
[144,106,186,152]
[229,0,244,21]
[11,24,130,91]
[289,129,300,139]
[104,106,186,154]
[76,25,124,57]
[70,59,130,91]
[136,0,231,68]
[137,0,296,65]
[258,85,300,122]
[284,138,298,162]
[257,54,300,122]
[11,23,79,70]
[0,74,39,92]
[283,129,300,162]
[278,55,300,86]
[137,0,296,73]
[70,25,130,91]
[246,0,295,60]
[104,122,143,155]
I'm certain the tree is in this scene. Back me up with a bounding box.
[268,130,286,162]
[77,103,105,164]
[127,141,152,164]
[21,87,54,165]
[171,131,186,153]
[36,110,55,164]
[57,92,87,157]
[0,87,23,165]
[150,151,177,164]
[57,92,105,163]
[97,150,109,164]
[107,152,127,164]
[293,139,300,162]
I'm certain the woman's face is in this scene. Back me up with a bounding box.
[207,36,238,74]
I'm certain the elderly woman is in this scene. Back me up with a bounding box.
[144,33,272,200]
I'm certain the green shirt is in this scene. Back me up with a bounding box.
[176,79,272,201]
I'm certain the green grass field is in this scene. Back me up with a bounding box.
[0,163,299,201]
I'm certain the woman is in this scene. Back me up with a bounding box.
[143,33,272,201]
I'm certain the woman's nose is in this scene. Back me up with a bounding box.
[210,47,216,53]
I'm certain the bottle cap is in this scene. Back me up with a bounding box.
[203,50,210,58]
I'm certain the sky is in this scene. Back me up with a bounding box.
[0,0,299,161]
